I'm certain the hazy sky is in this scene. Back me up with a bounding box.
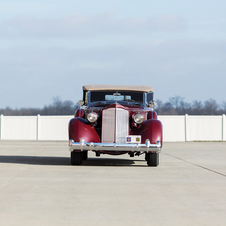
[0,0,226,108]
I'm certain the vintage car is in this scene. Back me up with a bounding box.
[68,85,162,166]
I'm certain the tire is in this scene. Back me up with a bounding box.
[82,151,88,160]
[71,151,83,165]
[146,153,159,167]
[145,153,147,161]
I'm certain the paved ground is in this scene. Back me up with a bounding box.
[0,141,226,226]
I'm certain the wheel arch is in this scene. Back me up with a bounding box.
[69,117,100,143]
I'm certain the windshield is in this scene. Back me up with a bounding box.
[90,91,144,104]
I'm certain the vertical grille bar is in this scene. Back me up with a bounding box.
[102,108,129,143]
[102,108,115,143]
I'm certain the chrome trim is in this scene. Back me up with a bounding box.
[69,138,161,153]
[102,107,129,143]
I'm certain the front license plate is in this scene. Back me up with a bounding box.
[126,135,141,144]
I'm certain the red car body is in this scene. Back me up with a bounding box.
[69,85,163,166]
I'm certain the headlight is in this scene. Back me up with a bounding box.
[87,112,98,123]
[134,113,144,124]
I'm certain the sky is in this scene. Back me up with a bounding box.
[0,0,226,108]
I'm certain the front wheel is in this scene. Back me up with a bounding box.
[71,151,83,165]
[82,151,88,160]
[146,153,159,167]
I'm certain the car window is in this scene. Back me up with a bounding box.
[147,92,153,103]
[90,91,143,103]
[105,95,131,101]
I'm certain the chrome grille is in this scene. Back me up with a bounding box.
[102,108,129,143]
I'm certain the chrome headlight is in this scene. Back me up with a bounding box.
[87,112,98,123]
[134,113,144,124]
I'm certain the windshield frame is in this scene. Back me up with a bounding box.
[85,90,151,107]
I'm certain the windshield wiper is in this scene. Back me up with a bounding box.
[124,99,135,102]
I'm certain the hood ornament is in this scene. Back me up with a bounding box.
[113,92,121,104]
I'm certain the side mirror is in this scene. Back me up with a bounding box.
[78,100,84,106]
[149,100,156,109]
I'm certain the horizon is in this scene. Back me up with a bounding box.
[0,95,225,111]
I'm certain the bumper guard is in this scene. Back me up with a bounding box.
[69,138,161,153]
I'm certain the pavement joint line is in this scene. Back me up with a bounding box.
[27,156,38,165]
[26,148,47,165]
[0,164,29,191]
[163,153,226,178]
[0,155,38,191]
[0,149,46,191]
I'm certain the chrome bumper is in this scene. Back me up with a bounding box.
[69,138,161,153]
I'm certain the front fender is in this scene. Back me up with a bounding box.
[69,118,100,143]
[75,109,85,118]
[137,119,163,147]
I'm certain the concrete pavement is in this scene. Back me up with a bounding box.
[0,141,226,226]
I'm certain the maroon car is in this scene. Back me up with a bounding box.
[69,85,163,166]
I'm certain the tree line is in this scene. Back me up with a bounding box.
[0,97,79,116]
[155,96,226,115]
[0,96,226,115]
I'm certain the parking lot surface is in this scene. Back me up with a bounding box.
[0,141,226,226]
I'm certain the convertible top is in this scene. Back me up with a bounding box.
[83,84,154,92]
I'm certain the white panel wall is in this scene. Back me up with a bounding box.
[158,116,185,142]
[2,116,37,140]
[187,116,222,141]
[0,114,225,141]
[38,116,72,140]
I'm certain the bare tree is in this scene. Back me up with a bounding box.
[169,96,184,109]
[41,97,79,115]
[155,96,224,115]
[203,99,219,115]
[191,100,204,115]
[0,97,79,116]
[222,101,226,112]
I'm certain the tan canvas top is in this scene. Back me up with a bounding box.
[83,85,153,92]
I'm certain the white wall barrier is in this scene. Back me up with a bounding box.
[158,114,226,142]
[0,115,72,141]
[0,114,225,141]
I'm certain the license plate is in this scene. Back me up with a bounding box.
[126,135,141,144]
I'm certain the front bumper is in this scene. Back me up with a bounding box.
[69,138,161,153]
